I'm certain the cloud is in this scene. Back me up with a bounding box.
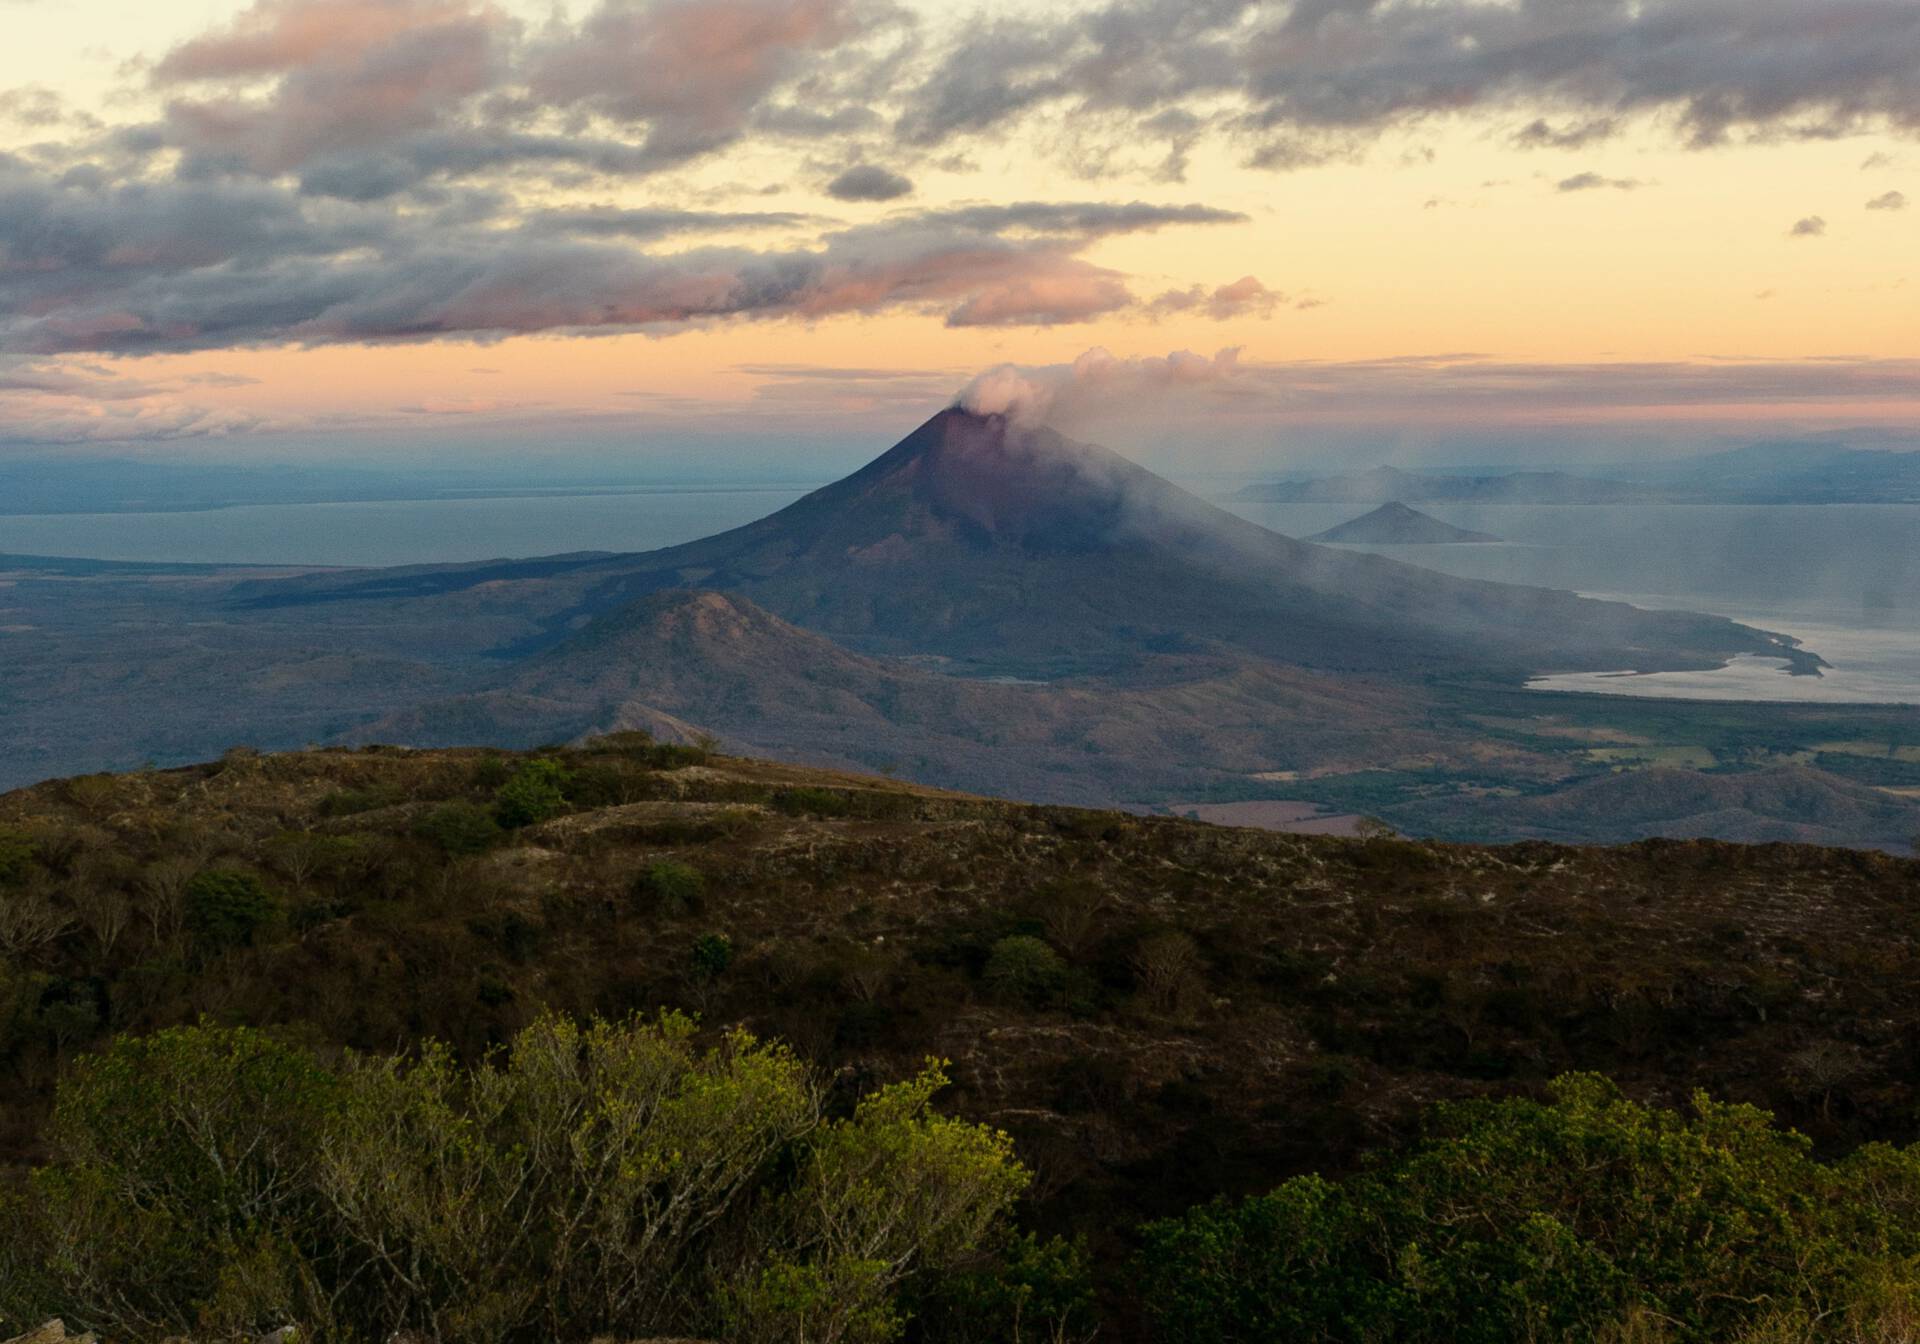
[1207,354,1920,421]
[902,0,1920,171]
[1789,215,1828,236]
[0,155,1272,353]
[525,0,886,169]
[0,86,98,131]
[825,163,914,201]
[1513,117,1618,150]
[947,351,1920,440]
[1147,275,1287,319]
[1556,172,1644,193]
[154,0,512,179]
[913,200,1246,237]
[532,206,817,238]
[1866,189,1908,210]
[0,158,1203,352]
[32,0,1920,248]
[0,356,279,445]
[943,265,1134,327]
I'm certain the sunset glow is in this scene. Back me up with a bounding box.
[3,0,1917,461]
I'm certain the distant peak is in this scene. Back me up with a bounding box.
[1307,501,1501,545]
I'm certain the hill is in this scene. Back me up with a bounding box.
[7,745,1920,1337]
[358,588,1448,804]
[1307,502,1502,544]
[5,746,1920,1235]
[1398,764,1920,849]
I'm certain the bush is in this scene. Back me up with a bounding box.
[635,859,706,914]
[909,1230,1097,1344]
[470,755,514,789]
[317,783,405,817]
[0,826,36,886]
[692,932,734,979]
[184,869,278,950]
[493,759,571,829]
[1138,1073,1920,1344]
[0,1015,1029,1344]
[773,786,851,818]
[582,731,712,770]
[727,1060,1030,1344]
[415,800,502,856]
[0,1024,343,1339]
[983,935,1066,1006]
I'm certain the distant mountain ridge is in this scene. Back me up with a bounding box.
[1308,502,1501,545]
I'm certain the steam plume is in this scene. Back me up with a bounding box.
[957,347,1243,427]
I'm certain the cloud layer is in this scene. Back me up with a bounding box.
[0,143,1280,353]
[7,0,1920,445]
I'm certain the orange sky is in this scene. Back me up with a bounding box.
[2,0,1917,459]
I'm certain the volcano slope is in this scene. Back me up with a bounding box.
[2,743,1919,1331]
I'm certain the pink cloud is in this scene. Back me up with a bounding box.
[156,0,509,175]
[528,0,869,164]
[1147,275,1287,320]
[944,265,1134,327]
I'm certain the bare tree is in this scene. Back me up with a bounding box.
[138,855,200,946]
[71,884,133,959]
[1129,930,1205,1015]
[0,884,75,959]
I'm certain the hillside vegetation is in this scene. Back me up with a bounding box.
[3,741,1920,1339]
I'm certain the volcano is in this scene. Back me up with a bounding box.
[249,406,1815,682]
[526,408,1811,679]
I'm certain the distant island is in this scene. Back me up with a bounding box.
[1307,501,1502,544]
[1239,464,1650,505]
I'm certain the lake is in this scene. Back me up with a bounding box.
[1220,499,1920,705]
[0,487,812,568]
[2,488,1916,703]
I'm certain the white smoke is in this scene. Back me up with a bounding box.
[957,347,1243,428]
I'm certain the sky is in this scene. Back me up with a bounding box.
[2,0,1918,470]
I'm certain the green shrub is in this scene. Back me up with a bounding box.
[581,731,712,769]
[0,1015,1028,1344]
[692,932,734,979]
[0,826,35,886]
[1138,1073,1920,1344]
[772,786,851,817]
[0,1024,343,1339]
[414,800,502,856]
[184,870,278,950]
[470,755,514,789]
[909,1231,1096,1344]
[647,741,713,769]
[983,935,1066,1005]
[317,783,405,817]
[635,859,706,914]
[493,759,571,829]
